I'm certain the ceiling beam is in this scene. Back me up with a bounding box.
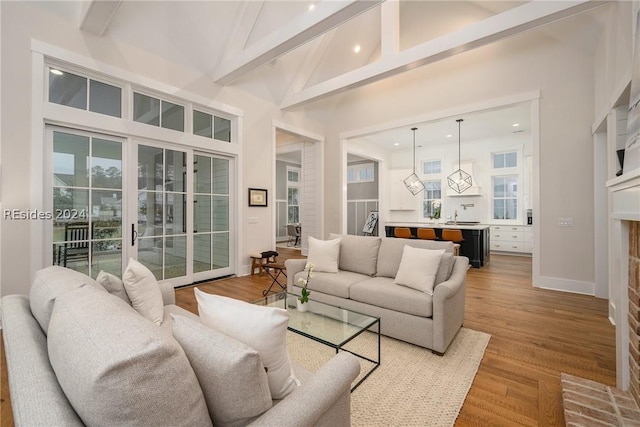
[281,0,608,109]
[213,0,384,85]
[220,1,265,63]
[79,0,122,36]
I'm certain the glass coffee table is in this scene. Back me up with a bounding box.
[253,292,380,391]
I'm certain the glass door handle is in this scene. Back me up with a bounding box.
[132,224,138,246]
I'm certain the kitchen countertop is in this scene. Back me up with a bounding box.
[385,222,490,230]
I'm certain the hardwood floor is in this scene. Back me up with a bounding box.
[0,250,615,426]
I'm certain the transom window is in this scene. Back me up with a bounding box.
[49,68,122,118]
[493,151,517,169]
[422,160,441,175]
[133,93,185,132]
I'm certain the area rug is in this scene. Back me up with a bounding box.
[286,327,490,427]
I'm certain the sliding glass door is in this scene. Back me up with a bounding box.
[47,126,234,286]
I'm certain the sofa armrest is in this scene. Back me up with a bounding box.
[158,282,176,306]
[431,256,468,353]
[284,259,307,292]
[1,295,84,426]
[249,352,360,427]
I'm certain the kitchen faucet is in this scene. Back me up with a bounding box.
[454,209,458,225]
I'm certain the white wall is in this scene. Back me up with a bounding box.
[320,12,603,291]
[0,2,323,296]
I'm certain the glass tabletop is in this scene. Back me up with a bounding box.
[252,292,379,347]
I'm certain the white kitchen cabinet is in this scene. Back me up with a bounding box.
[490,225,532,254]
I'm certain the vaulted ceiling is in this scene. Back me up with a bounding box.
[78,0,609,111]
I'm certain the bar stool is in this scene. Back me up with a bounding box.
[394,227,414,239]
[416,228,437,240]
[441,229,464,256]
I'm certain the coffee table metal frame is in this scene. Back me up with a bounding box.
[254,292,380,392]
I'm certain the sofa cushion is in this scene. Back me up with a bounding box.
[294,269,369,299]
[122,258,164,325]
[349,277,433,318]
[307,236,341,273]
[96,270,131,304]
[30,265,106,334]
[171,314,272,426]
[376,238,454,278]
[330,233,381,276]
[394,246,445,295]
[194,288,299,400]
[434,253,456,286]
[47,285,212,427]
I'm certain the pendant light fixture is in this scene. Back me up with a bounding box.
[447,119,473,194]
[404,127,425,195]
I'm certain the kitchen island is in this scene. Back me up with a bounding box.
[385,222,490,268]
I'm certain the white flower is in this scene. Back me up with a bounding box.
[297,277,307,286]
[432,200,441,209]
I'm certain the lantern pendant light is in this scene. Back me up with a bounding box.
[447,119,472,194]
[403,127,425,195]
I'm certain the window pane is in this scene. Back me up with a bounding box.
[212,158,229,195]
[92,138,122,189]
[93,190,122,238]
[91,240,122,279]
[52,188,90,240]
[213,232,230,269]
[138,237,163,279]
[165,236,186,279]
[133,93,160,126]
[493,177,505,197]
[493,199,505,219]
[195,155,212,193]
[138,145,163,190]
[214,116,231,142]
[194,234,212,273]
[49,69,87,110]
[89,80,121,117]
[138,191,162,237]
[347,167,356,183]
[166,193,185,235]
[194,195,211,233]
[288,206,299,223]
[213,196,229,231]
[193,110,213,138]
[54,132,89,188]
[288,187,299,205]
[505,152,517,168]
[493,153,504,169]
[288,170,299,182]
[506,198,518,219]
[506,176,518,197]
[162,100,185,132]
[165,150,186,192]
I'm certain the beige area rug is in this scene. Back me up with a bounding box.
[286,327,490,427]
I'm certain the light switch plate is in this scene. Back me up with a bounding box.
[558,217,573,227]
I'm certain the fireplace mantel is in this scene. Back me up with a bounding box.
[607,167,640,400]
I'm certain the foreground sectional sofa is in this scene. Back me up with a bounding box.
[1,266,359,426]
[286,234,469,354]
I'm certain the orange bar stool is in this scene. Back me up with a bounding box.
[394,227,414,239]
[416,228,437,240]
[441,229,463,256]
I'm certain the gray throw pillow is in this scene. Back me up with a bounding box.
[171,314,273,426]
[434,253,455,285]
[96,270,131,304]
[29,265,105,334]
[47,286,212,427]
[330,233,381,276]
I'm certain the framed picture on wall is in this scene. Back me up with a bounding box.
[248,188,268,207]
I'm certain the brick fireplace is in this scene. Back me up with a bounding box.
[630,220,640,407]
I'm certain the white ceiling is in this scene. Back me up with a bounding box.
[67,1,609,149]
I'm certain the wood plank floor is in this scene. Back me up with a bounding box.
[1,250,615,426]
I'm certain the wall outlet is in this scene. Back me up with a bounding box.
[558,217,574,227]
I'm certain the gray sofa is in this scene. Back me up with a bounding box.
[1,266,360,426]
[286,234,468,354]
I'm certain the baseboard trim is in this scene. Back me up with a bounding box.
[534,275,595,296]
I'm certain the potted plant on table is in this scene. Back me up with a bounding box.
[431,200,441,220]
[296,263,314,312]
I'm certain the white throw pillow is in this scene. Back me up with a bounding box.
[194,288,299,399]
[122,258,164,325]
[394,246,445,295]
[307,236,341,273]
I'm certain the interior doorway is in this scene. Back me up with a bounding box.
[273,125,323,255]
[346,154,380,236]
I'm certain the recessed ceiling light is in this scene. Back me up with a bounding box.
[512,123,520,127]
[50,69,63,76]
[446,134,453,138]
[354,45,361,54]
[394,142,400,146]
[308,3,315,11]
